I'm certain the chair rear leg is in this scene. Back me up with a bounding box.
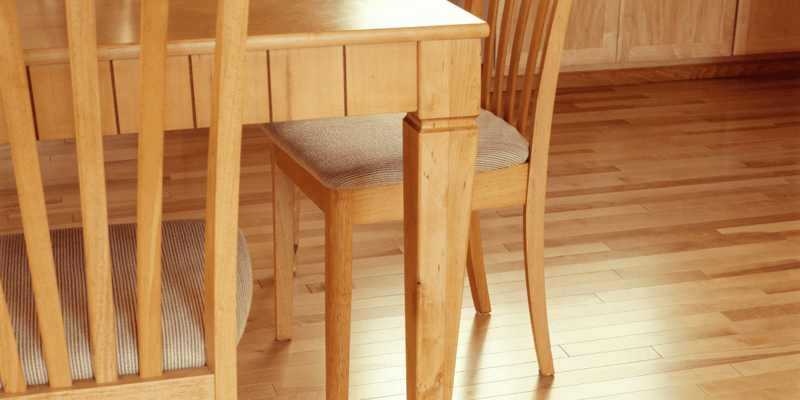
[523,204,554,376]
[272,147,298,341]
[466,210,492,314]
[293,184,300,273]
[325,192,353,400]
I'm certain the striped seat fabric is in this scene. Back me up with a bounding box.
[263,109,530,190]
[0,219,252,387]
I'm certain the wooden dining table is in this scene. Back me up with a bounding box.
[7,0,489,398]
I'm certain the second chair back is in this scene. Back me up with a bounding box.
[0,0,249,398]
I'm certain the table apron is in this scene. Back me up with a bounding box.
[1,43,422,143]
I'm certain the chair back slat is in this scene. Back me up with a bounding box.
[203,0,249,397]
[0,284,25,393]
[480,0,500,109]
[489,0,518,117]
[502,0,535,123]
[518,0,572,144]
[136,0,170,379]
[65,0,118,384]
[516,0,557,136]
[1,0,248,395]
[464,0,485,17]
[478,0,572,140]
[0,0,74,391]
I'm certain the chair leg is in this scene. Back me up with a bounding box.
[325,192,353,400]
[272,147,298,341]
[522,203,554,376]
[293,184,301,273]
[466,210,492,314]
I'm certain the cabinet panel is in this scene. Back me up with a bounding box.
[618,0,737,62]
[505,0,620,70]
[562,0,620,65]
[451,0,619,71]
[734,0,800,55]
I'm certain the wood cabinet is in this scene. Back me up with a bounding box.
[734,0,800,55]
[447,0,798,79]
[504,0,621,68]
[562,0,620,65]
[449,0,619,69]
[617,0,738,63]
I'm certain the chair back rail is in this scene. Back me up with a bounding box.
[0,0,249,397]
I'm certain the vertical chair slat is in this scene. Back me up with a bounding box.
[464,0,484,17]
[502,0,534,125]
[136,0,170,379]
[0,0,73,390]
[0,286,25,393]
[516,0,555,137]
[481,0,501,109]
[64,0,118,384]
[490,0,518,118]
[203,0,249,398]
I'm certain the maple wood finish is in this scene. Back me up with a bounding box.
[10,1,488,399]
[617,0,738,63]
[734,0,800,56]
[0,70,797,400]
[267,0,572,398]
[0,0,249,398]
[491,0,620,71]
[4,0,486,144]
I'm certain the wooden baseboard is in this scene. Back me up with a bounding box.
[555,52,800,88]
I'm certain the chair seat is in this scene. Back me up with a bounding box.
[263,109,530,190]
[0,219,252,387]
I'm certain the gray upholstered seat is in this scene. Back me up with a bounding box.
[263,109,530,190]
[0,219,252,387]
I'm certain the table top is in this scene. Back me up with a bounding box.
[18,0,488,64]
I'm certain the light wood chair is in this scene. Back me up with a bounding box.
[264,0,573,397]
[0,0,251,398]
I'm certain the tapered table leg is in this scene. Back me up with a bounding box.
[403,38,482,400]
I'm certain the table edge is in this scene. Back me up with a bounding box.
[23,24,489,66]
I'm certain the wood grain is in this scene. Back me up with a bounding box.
[193,52,271,127]
[65,0,118,384]
[617,0,738,63]
[272,144,298,341]
[268,47,345,122]
[202,0,249,398]
[0,0,72,390]
[324,191,354,400]
[734,0,800,55]
[344,43,418,117]
[28,62,117,140]
[3,49,799,400]
[113,56,194,134]
[135,0,168,379]
[0,368,214,399]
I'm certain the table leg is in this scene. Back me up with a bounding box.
[403,39,481,400]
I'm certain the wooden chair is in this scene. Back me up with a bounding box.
[264,0,573,397]
[0,0,251,398]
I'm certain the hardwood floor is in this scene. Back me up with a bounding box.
[1,72,799,399]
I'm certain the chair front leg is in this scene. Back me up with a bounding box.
[272,147,299,341]
[325,191,353,400]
